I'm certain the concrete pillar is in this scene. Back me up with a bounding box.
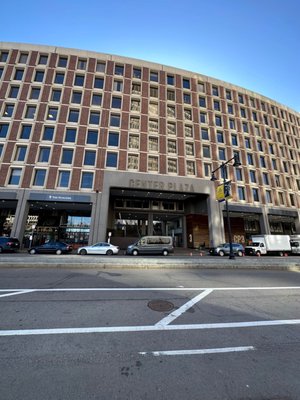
[147,212,153,235]
[10,189,29,243]
[89,191,104,243]
[259,206,271,234]
[182,216,187,247]
[207,195,224,247]
[295,210,300,233]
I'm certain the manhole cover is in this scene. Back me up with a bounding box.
[148,300,174,312]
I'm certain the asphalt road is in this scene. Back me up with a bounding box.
[1,267,300,400]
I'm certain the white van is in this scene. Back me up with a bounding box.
[126,236,174,256]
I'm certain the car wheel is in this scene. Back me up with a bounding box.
[56,249,62,255]
[219,250,225,257]
[256,251,261,257]
[132,249,139,256]
[162,249,169,256]
[79,249,87,255]
[106,249,113,256]
[237,250,243,257]
[29,249,36,255]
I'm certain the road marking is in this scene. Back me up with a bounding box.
[0,290,36,298]
[1,286,300,292]
[155,289,213,327]
[139,346,255,356]
[1,319,300,337]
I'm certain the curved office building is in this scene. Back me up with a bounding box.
[0,42,299,249]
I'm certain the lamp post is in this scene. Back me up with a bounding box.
[211,154,241,260]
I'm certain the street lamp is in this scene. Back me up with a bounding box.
[211,154,241,260]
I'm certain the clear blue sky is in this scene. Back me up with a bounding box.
[1,0,299,111]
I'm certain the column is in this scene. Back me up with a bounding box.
[259,206,271,234]
[207,194,224,247]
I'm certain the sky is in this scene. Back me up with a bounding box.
[1,0,300,112]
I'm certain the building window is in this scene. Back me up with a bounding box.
[8,86,19,98]
[200,112,206,124]
[3,104,14,118]
[275,175,281,187]
[108,131,119,147]
[0,144,3,158]
[14,146,27,162]
[252,188,260,202]
[167,159,177,174]
[214,100,220,111]
[74,75,85,86]
[185,142,194,156]
[128,154,139,170]
[57,171,70,188]
[0,67,3,79]
[150,71,159,82]
[182,78,190,89]
[257,141,263,151]
[167,75,174,85]
[217,131,224,143]
[14,69,24,80]
[245,138,251,149]
[106,152,118,168]
[167,140,177,154]
[150,86,158,98]
[86,130,98,145]
[66,109,79,123]
[167,122,176,135]
[129,116,139,130]
[8,168,22,185]
[183,93,191,104]
[113,80,123,92]
[148,156,158,172]
[33,169,46,186]
[204,163,211,177]
[58,57,68,68]
[47,107,58,121]
[25,105,36,119]
[0,51,9,62]
[240,108,247,118]
[167,90,175,101]
[34,70,44,82]
[199,97,206,108]
[71,91,82,104]
[149,119,158,133]
[81,172,93,189]
[260,156,266,168]
[54,72,64,84]
[77,59,87,70]
[114,65,124,76]
[215,115,222,127]
[218,148,226,160]
[212,86,219,96]
[184,109,192,121]
[30,87,41,100]
[262,172,269,185]
[61,149,74,164]
[226,90,232,100]
[51,89,62,102]
[242,122,248,132]
[231,134,238,146]
[131,99,140,112]
[235,168,243,181]
[110,114,120,127]
[89,111,100,125]
[278,192,285,205]
[238,187,246,201]
[42,126,54,141]
[250,170,256,183]
[198,82,205,92]
[111,96,122,108]
[96,61,106,73]
[84,150,96,166]
[94,77,104,89]
[290,194,295,207]
[133,68,141,79]
[266,190,272,203]
[227,104,234,114]
[148,136,158,152]
[38,55,48,65]
[247,153,254,165]
[203,145,211,158]
[128,134,139,149]
[185,125,193,137]
[65,128,77,143]
[186,160,195,175]
[238,94,244,104]
[0,123,9,138]
[167,105,176,118]
[132,83,141,95]
[201,128,209,140]
[38,147,50,163]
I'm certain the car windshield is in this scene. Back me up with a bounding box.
[251,242,260,246]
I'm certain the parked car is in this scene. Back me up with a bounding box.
[209,243,244,257]
[28,241,73,255]
[126,236,174,256]
[77,242,119,255]
[0,237,20,253]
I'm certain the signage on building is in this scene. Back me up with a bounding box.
[129,179,195,192]
[29,193,92,203]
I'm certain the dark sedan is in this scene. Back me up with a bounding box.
[28,241,73,255]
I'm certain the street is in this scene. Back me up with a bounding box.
[1,267,300,399]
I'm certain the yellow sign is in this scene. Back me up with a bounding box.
[216,182,232,202]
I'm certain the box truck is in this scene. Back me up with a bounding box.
[245,235,291,256]
[290,235,300,255]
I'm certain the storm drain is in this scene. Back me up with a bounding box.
[147,300,174,312]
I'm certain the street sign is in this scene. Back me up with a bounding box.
[216,181,232,202]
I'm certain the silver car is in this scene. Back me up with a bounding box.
[77,242,119,255]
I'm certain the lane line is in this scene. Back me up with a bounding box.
[0,290,36,298]
[139,346,255,356]
[1,286,300,292]
[1,319,300,337]
[155,289,213,327]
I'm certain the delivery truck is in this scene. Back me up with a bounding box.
[245,235,291,256]
[290,235,300,255]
